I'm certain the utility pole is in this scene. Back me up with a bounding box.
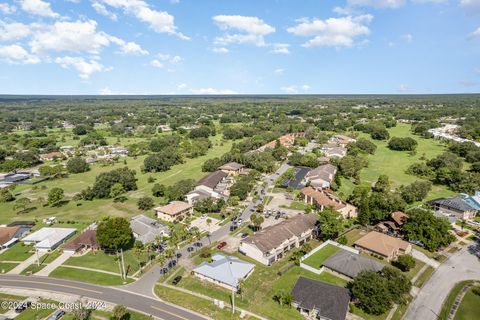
[120,248,126,279]
[35,246,40,267]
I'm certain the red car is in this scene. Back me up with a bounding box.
[217,241,227,249]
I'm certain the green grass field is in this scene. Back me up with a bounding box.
[439,280,475,320]
[0,134,233,224]
[302,244,341,269]
[0,243,34,262]
[0,262,18,273]
[414,266,435,288]
[454,287,480,320]
[339,124,456,201]
[20,250,62,275]
[49,266,133,286]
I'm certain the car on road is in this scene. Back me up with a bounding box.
[168,260,177,268]
[172,276,182,285]
[194,242,203,247]
[15,301,31,313]
[160,267,168,274]
[48,309,65,320]
[240,233,248,238]
[176,253,182,259]
[217,241,227,249]
[187,246,194,252]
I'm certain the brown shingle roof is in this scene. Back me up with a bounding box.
[242,214,317,253]
[301,187,346,210]
[391,211,408,226]
[197,170,228,189]
[0,227,20,246]
[64,230,98,251]
[155,201,192,216]
[354,231,410,257]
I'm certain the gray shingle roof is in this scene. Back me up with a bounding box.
[429,196,476,213]
[193,254,255,288]
[323,249,384,278]
[197,170,228,189]
[130,215,169,244]
[291,277,350,320]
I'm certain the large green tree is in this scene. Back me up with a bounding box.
[96,217,133,250]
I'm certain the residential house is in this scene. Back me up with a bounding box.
[281,167,310,189]
[321,144,347,158]
[322,249,384,279]
[39,152,65,162]
[154,201,193,222]
[301,187,358,219]
[391,211,409,227]
[193,254,255,291]
[239,214,317,265]
[22,227,76,251]
[354,231,412,261]
[291,277,350,320]
[428,196,478,221]
[64,229,99,253]
[130,215,170,244]
[304,164,337,189]
[461,192,480,211]
[0,226,30,249]
[218,162,245,176]
[329,134,356,146]
[186,170,230,204]
[255,132,305,153]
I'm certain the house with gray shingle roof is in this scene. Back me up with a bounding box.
[428,196,477,221]
[323,249,384,279]
[130,215,170,244]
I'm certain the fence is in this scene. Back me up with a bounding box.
[299,240,359,274]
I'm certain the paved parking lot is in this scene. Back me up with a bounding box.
[189,216,221,233]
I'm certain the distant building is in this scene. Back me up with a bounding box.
[329,134,356,146]
[291,277,350,320]
[154,201,193,222]
[354,231,412,261]
[304,164,337,189]
[255,133,305,153]
[218,162,245,176]
[193,254,255,291]
[301,187,358,219]
[186,170,230,204]
[39,152,65,162]
[239,214,317,265]
[428,196,477,221]
[321,144,347,158]
[130,215,170,244]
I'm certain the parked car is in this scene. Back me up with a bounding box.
[15,301,31,313]
[160,268,168,274]
[172,276,182,285]
[200,214,207,219]
[217,241,227,249]
[176,253,182,259]
[194,242,203,247]
[241,233,248,238]
[48,310,65,320]
[230,224,237,231]
[187,246,194,252]
[237,218,243,224]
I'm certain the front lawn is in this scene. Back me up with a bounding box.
[414,266,435,288]
[454,286,480,320]
[0,262,18,273]
[0,243,34,262]
[49,267,133,286]
[20,250,62,275]
[302,244,341,269]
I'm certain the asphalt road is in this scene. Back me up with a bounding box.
[0,275,206,320]
[404,244,480,320]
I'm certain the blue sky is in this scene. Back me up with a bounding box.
[0,0,479,95]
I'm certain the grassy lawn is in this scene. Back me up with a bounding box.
[15,299,58,320]
[0,134,233,224]
[438,280,475,320]
[0,243,34,262]
[0,293,24,313]
[20,250,62,275]
[349,304,388,320]
[339,124,455,200]
[49,266,133,286]
[454,286,480,320]
[302,244,341,269]
[63,249,148,276]
[280,201,310,211]
[414,266,435,288]
[391,297,412,320]
[63,309,154,320]
[404,259,425,280]
[340,227,368,246]
[0,262,18,273]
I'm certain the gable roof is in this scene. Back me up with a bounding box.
[391,211,408,226]
[301,187,346,211]
[64,230,98,251]
[242,214,317,253]
[305,164,337,185]
[130,215,169,244]
[193,254,255,288]
[197,170,228,189]
[291,277,350,320]
[22,227,76,249]
[154,201,192,216]
[0,227,20,246]
[218,162,245,171]
[354,231,410,257]
[323,249,384,278]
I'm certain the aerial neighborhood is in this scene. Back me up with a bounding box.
[0,96,480,320]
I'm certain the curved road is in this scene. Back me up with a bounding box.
[0,275,206,320]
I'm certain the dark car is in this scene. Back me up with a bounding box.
[230,224,237,231]
[217,241,227,249]
[160,268,168,274]
[48,310,65,320]
[172,276,182,285]
[176,252,182,259]
[187,246,194,252]
[15,301,31,313]
[194,242,203,247]
[241,233,248,238]
[168,260,176,268]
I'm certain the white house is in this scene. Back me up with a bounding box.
[22,227,76,251]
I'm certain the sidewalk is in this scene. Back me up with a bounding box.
[412,249,440,269]
[35,251,74,276]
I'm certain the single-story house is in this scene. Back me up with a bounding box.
[354,231,412,261]
[64,229,99,253]
[130,214,170,244]
[428,196,477,221]
[0,226,30,249]
[291,277,350,320]
[22,227,76,251]
[321,144,347,158]
[329,134,356,146]
[39,152,65,161]
[304,164,337,189]
[193,254,255,291]
[218,162,245,176]
[186,170,230,204]
[197,170,229,190]
[301,187,358,219]
[322,249,384,279]
[239,214,317,265]
[154,201,193,222]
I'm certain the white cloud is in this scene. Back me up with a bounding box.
[108,36,149,55]
[55,56,110,79]
[92,1,118,21]
[213,15,275,47]
[346,0,406,8]
[98,0,189,39]
[271,43,290,54]
[150,53,182,68]
[459,80,477,87]
[398,84,410,93]
[274,68,285,76]
[177,83,187,90]
[470,26,480,39]
[190,87,238,95]
[19,0,59,18]
[0,3,16,14]
[281,85,311,94]
[0,21,32,41]
[460,0,480,15]
[287,15,373,48]
[212,47,229,54]
[0,44,40,64]
[402,33,413,42]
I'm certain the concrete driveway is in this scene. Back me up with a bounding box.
[35,251,74,276]
[8,251,46,275]
[405,244,480,320]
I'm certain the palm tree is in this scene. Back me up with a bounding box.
[237,279,246,301]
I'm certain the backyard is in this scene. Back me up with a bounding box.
[302,244,341,269]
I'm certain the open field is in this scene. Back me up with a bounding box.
[0,134,233,224]
[302,244,341,269]
[339,124,456,201]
